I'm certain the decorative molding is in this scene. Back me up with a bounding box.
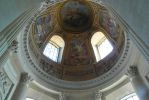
[126,66,139,78]
[0,50,9,68]
[95,90,102,100]
[20,73,32,84]
[0,68,14,100]
[10,40,18,53]
[59,92,66,100]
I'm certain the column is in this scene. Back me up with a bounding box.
[95,90,102,100]
[127,66,149,100]
[11,73,32,100]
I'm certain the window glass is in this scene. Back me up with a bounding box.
[91,32,113,61]
[97,39,113,59]
[43,42,59,62]
[43,35,65,62]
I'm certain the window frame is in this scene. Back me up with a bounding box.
[43,35,65,63]
[91,31,114,62]
[95,37,106,60]
[96,38,113,60]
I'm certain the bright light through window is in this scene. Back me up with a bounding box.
[43,43,59,62]
[120,93,139,100]
[26,98,34,100]
[97,39,113,59]
[91,32,114,62]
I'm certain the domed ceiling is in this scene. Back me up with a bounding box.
[26,0,125,81]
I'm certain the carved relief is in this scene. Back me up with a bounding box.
[20,73,32,84]
[127,66,139,77]
[0,69,13,100]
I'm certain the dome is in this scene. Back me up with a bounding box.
[20,0,127,90]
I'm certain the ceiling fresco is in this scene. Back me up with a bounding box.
[63,35,93,66]
[58,0,93,33]
[33,14,54,47]
[99,10,117,38]
[28,0,125,81]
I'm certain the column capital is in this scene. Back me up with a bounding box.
[95,90,102,100]
[126,65,139,77]
[20,73,32,84]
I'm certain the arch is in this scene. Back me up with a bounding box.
[91,31,113,62]
[43,35,65,62]
[50,35,65,47]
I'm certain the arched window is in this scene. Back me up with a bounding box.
[43,35,65,62]
[91,32,113,62]
[120,93,139,100]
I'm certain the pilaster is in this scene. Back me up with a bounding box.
[11,73,32,100]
